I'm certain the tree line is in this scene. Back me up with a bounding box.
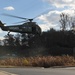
[0,13,75,56]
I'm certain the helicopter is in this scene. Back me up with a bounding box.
[0,14,42,36]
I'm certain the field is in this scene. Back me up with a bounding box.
[0,55,75,68]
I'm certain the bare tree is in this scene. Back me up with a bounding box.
[59,13,69,31]
[3,34,15,46]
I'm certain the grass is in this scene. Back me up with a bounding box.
[0,55,75,68]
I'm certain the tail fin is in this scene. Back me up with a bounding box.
[0,21,4,27]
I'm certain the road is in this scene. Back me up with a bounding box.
[0,67,75,75]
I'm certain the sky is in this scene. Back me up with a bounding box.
[0,0,75,39]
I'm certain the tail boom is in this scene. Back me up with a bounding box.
[0,21,4,27]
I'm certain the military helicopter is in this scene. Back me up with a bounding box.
[0,14,42,35]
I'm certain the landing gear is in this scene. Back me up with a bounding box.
[7,31,10,36]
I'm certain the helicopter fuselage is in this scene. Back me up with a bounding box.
[0,21,41,35]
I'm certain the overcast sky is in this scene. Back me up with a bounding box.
[0,0,75,39]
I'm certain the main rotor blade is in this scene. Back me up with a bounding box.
[2,13,28,20]
[33,8,55,19]
[12,21,27,24]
